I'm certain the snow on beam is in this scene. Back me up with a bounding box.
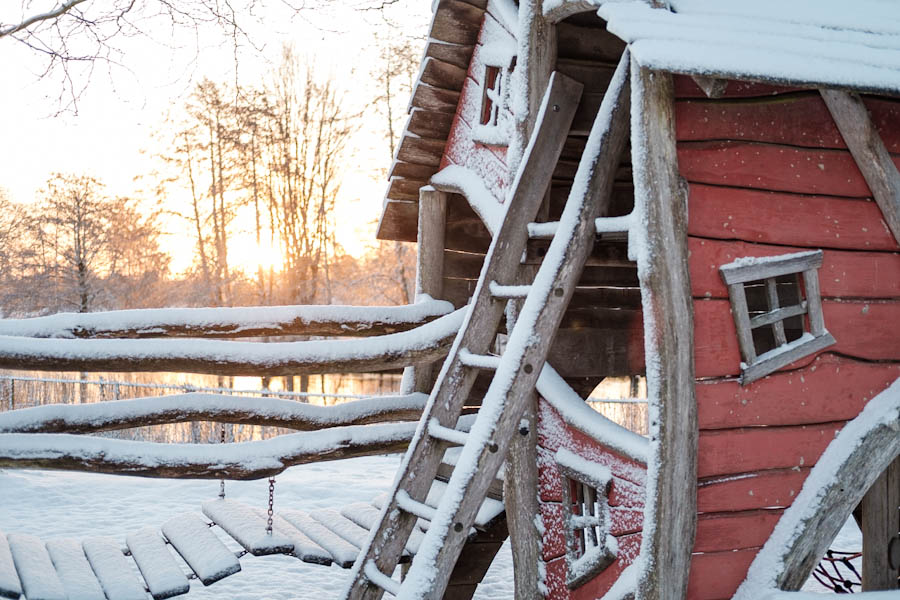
[0,392,428,434]
[734,377,900,598]
[0,308,466,376]
[0,300,455,339]
[543,0,599,24]
[0,422,419,479]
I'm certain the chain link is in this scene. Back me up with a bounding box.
[218,424,226,499]
[266,477,276,535]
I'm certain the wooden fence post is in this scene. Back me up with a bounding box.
[862,455,900,590]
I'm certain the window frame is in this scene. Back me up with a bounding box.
[555,448,617,588]
[719,249,836,385]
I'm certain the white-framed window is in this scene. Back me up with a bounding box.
[472,43,515,146]
[719,249,836,385]
[556,448,617,588]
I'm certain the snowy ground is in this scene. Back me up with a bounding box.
[0,458,855,598]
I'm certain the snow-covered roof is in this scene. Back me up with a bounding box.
[597,0,900,96]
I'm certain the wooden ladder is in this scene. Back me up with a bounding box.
[342,59,631,600]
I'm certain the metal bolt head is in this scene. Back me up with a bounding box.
[488,441,499,453]
[523,363,533,374]
[454,522,464,532]
[552,104,560,112]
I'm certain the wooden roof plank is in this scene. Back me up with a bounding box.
[409,81,461,114]
[421,56,468,91]
[425,41,475,71]
[430,0,484,46]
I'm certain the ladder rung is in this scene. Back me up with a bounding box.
[458,349,500,370]
[396,490,437,521]
[427,418,469,446]
[594,213,633,234]
[363,560,401,596]
[488,281,531,299]
[527,221,557,239]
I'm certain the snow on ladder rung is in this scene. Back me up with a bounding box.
[45,538,106,600]
[396,490,437,521]
[0,533,23,600]
[125,527,191,600]
[202,498,293,556]
[161,513,241,586]
[279,509,358,568]
[82,537,148,600]
[488,281,531,299]
[364,560,401,596]
[7,533,66,600]
[526,214,634,240]
[427,418,469,446]
[458,349,501,370]
[527,221,559,239]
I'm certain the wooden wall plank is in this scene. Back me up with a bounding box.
[694,510,783,554]
[696,354,900,430]
[693,299,900,378]
[555,58,616,94]
[537,446,645,507]
[678,141,900,198]
[697,421,844,478]
[688,238,900,300]
[676,93,900,152]
[543,533,642,600]
[556,21,626,63]
[697,468,809,513]
[687,547,760,600]
[686,184,899,252]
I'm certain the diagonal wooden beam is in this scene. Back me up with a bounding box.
[821,89,900,247]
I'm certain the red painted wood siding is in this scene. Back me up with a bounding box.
[675,74,900,600]
[536,399,647,599]
[439,11,513,202]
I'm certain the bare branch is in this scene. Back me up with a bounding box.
[0,0,90,38]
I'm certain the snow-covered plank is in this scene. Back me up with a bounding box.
[125,527,190,600]
[202,499,293,556]
[0,534,22,600]
[278,509,358,568]
[0,308,465,376]
[7,533,65,600]
[0,300,455,340]
[45,538,106,600]
[81,537,148,600]
[265,514,332,566]
[0,392,427,435]
[0,422,417,479]
[160,513,241,586]
[309,509,373,551]
[342,504,425,556]
[423,480,504,530]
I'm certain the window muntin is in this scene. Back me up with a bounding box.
[480,65,502,127]
[556,448,617,588]
[719,250,836,385]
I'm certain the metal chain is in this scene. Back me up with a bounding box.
[218,424,226,499]
[266,477,276,535]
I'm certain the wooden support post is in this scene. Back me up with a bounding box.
[862,455,900,590]
[504,396,542,599]
[632,63,698,600]
[509,0,556,176]
[412,187,449,393]
[821,89,900,247]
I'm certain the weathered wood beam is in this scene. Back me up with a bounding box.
[0,423,418,479]
[632,62,697,600]
[0,392,427,434]
[542,0,596,24]
[861,455,900,590]
[0,302,454,340]
[0,308,465,376]
[821,89,900,246]
[736,378,900,596]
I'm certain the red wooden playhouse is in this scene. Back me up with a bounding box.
[0,1,898,600]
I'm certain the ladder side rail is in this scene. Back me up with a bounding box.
[342,71,584,600]
[401,52,633,600]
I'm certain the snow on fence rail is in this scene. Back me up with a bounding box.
[0,392,428,434]
[0,299,455,339]
[0,308,466,376]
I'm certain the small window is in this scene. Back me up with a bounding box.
[480,65,502,126]
[719,250,836,385]
[556,448,617,588]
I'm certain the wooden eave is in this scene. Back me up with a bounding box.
[376,0,488,243]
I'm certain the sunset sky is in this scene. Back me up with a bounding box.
[0,0,430,272]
